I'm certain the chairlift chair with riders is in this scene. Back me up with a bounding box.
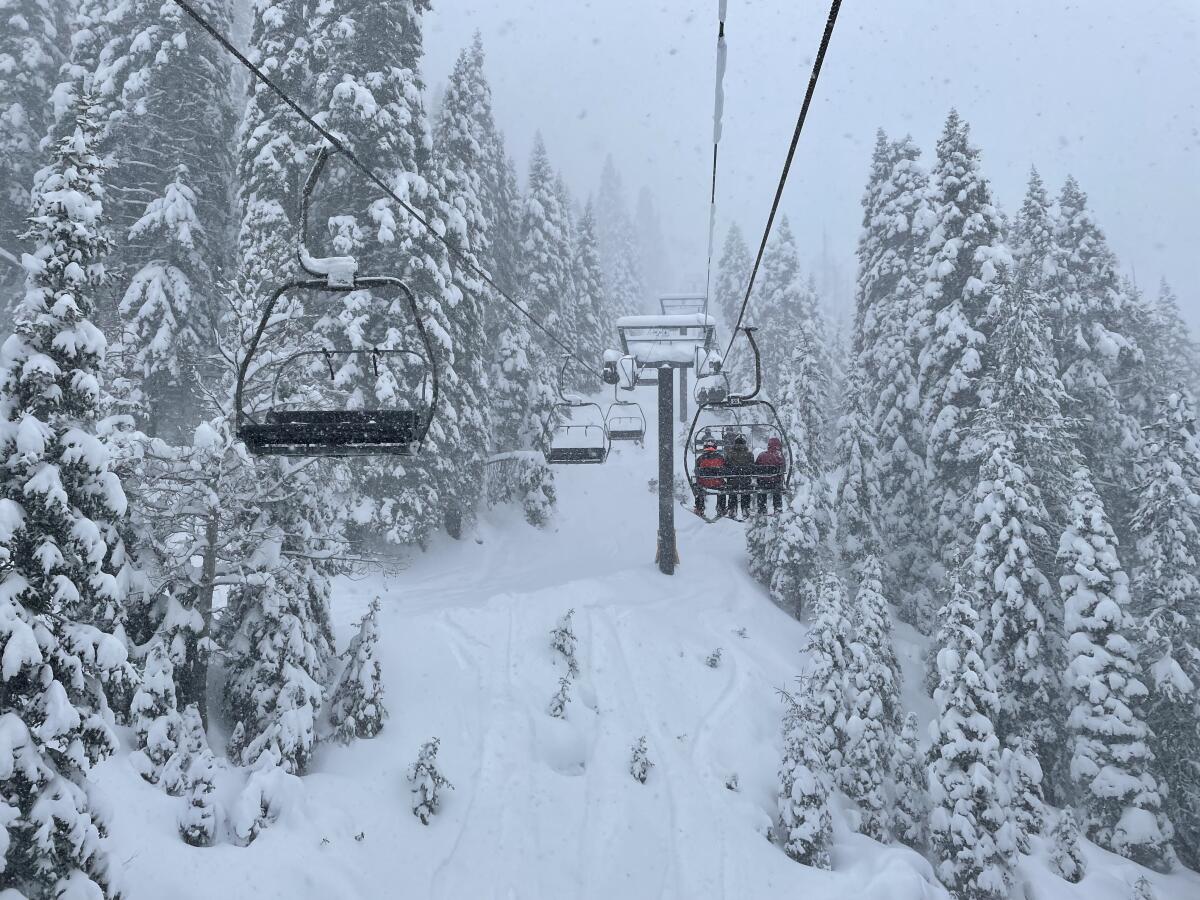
[545,355,610,465]
[683,327,793,522]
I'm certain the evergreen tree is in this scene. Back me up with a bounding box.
[517,135,574,355]
[99,0,237,434]
[806,573,853,779]
[778,689,834,868]
[917,110,1009,573]
[572,200,610,359]
[1147,279,1200,396]
[629,736,653,784]
[970,270,1068,769]
[927,579,1015,900]
[329,598,387,743]
[0,0,69,290]
[833,377,884,576]
[999,736,1044,853]
[854,133,934,627]
[1048,809,1086,883]
[1130,389,1200,868]
[713,222,751,330]
[408,737,452,825]
[594,155,644,318]
[0,93,127,899]
[892,711,929,850]
[747,334,833,615]
[1061,466,1174,869]
[177,705,217,847]
[851,556,902,728]
[129,644,182,787]
[222,553,334,774]
[1050,176,1142,538]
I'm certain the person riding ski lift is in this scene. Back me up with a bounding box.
[694,438,727,517]
[755,436,785,513]
[725,434,755,518]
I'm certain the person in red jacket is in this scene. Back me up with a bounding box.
[755,436,785,513]
[694,439,727,517]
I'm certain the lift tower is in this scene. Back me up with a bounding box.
[616,313,717,575]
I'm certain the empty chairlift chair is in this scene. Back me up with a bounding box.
[604,387,647,445]
[235,147,438,457]
[546,355,610,465]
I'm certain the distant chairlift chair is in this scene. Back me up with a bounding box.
[546,355,610,465]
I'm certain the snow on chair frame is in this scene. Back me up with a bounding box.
[235,146,438,457]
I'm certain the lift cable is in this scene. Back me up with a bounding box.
[722,0,844,362]
[167,0,600,379]
[701,0,730,322]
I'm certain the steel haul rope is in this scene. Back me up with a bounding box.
[723,0,844,361]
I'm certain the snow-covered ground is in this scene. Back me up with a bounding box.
[94,402,1200,899]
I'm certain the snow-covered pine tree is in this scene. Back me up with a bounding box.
[630,736,653,784]
[1146,279,1200,397]
[970,267,1069,778]
[713,222,751,330]
[1130,389,1200,868]
[1049,809,1086,883]
[0,91,129,899]
[550,607,579,676]
[841,557,901,841]
[0,0,70,299]
[999,736,1044,853]
[853,133,934,628]
[548,674,572,719]
[917,110,1009,574]
[754,216,804,395]
[99,0,237,435]
[304,0,483,547]
[806,573,853,780]
[747,332,834,616]
[594,155,644,319]
[222,548,335,774]
[1050,175,1142,539]
[833,376,884,576]
[1131,875,1157,900]
[129,644,182,787]
[409,737,452,824]
[177,703,218,846]
[1060,465,1174,869]
[927,578,1015,900]
[517,135,575,357]
[777,688,834,868]
[329,598,387,743]
[892,711,929,851]
[572,200,610,362]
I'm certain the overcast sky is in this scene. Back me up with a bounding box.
[423,0,1199,327]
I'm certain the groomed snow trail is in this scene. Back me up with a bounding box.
[97,397,1200,900]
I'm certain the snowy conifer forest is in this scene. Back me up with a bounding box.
[1,1,1198,898]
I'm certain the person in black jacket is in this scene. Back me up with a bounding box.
[725,434,755,518]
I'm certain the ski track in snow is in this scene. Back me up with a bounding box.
[95,406,1200,899]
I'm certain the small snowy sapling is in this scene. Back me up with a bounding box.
[548,675,573,719]
[550,608,579,676]
[705,648,723,668]
[630,736,653,784]
[1131,875,1156,900]
[1049,810,1085,883]
[725,773,740,792]
[409,738,453,825]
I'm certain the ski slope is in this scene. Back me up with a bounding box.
[94,404,1200,899]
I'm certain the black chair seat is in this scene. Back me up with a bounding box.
[608,428,644,441]
[546,446,607,464]
[694,463,783,488]
[241,409,418,456]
